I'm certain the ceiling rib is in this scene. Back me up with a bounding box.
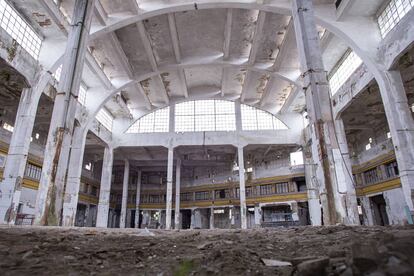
[240,11,266,103]
[221,8,233,97]
[168,13,188,99]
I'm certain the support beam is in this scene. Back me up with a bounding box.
[167,13,188,99]
[134,170,142,228]
[279,86,300,113]
[334,119,360,225]
[292,0,355,225]
[120,159,130,228]
[61,125,88,226]
[240,11,266,102]
[209,207,214,229]
[96,146,113,227]
[238,146,247,229]
[34,0,96,226]
[165,147,174,230]
[377,70,414,221]
[0,72,51,224]
[168,13,181,63]
[223,9,233,60]
[174,158,181,230]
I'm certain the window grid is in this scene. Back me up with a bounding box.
[78,83,87,106]
[24,163,42,180]
[329,51,363,95]
[241,104,288,131]
[175,100,236,132]
[53,64,63,82]
[127,107,170,133]
[0,0,42,60]
[378,0,414,38]
[96,108,113,132]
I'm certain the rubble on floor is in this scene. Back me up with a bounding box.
[0,225,413,275]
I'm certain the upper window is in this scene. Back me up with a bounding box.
[0,0,42,60]
[378,0,414,38]
[241,104,288,131]
[96,108,113,132]
[78,83,87,106]
[175,100,236,132]
[329,50,363,95]
[127,107,170,133]
[125,100,288,134]
[53,64,63,82]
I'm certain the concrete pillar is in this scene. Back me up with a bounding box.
[292,0,346,225]
[303,148,322,225]
[158,209,163,229]
[235,100,242,131]
[61,125,87,226]
[360,196,374,226]
[96,146,113,227]
[237,147,247,229]
[377,70,414,222]
[230,206,235,228]
[190,209,195,229]
[334,119,360,224]
[0,72,51,224]
[254,205,261,228]
[83,204,90,227]
[174,158,181,230]
[209,207,214,229]
[120,159,129,228]
[165,147,174,230]
[134,170,142,228]
[34,0,96,226]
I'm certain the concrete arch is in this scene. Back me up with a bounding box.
[84,2,389,139]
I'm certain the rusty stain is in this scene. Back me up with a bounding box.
[7,40,18,62]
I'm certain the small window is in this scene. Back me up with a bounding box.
[290,151,304,166]
[378,0,414,38]
[96,108,113,132]
[85,162,92,171]
[3,122,14,132]
[387,132,391,139]
[329,50,363,95]
[365,143,371,151]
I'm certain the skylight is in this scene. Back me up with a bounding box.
[127,107,170,133]
[241,104,288,131]
[378,0,414,38]
[0,0,42,60]
[329,50,362,95]
[96,108,113,132]
[175,100,236,132]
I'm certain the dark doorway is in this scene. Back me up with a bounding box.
[370,194,389,225]
[181,210,191,229]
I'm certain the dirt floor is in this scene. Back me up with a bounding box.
[0,225,413,275]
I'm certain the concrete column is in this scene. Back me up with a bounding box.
[360,196,374,226]
[377,70,414,222]
[83,204,90,227]
[209,207,214,229]
[230,206,235,228]
[158,209,163,229]
[96,146,113,227]
[292,0,346,225]
[334,119,360,224]
[0,72,51,224]
[237,147,247,229]
[165,147,174,230]
[254,205,261,228]
[120,159,129,228]
[303,148,322,225]
[34,0,96,226]
[190,209,195,229]
[174,158,181,230]
[134,170,142,228]
[61,125,87,226]
[235,100,242,131]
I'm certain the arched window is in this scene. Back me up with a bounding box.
[127,107,170,133]
[125,100,288,133]
[175,100,236,132]
[241,104,288,130]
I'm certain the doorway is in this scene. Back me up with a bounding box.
[370,194,389,225]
